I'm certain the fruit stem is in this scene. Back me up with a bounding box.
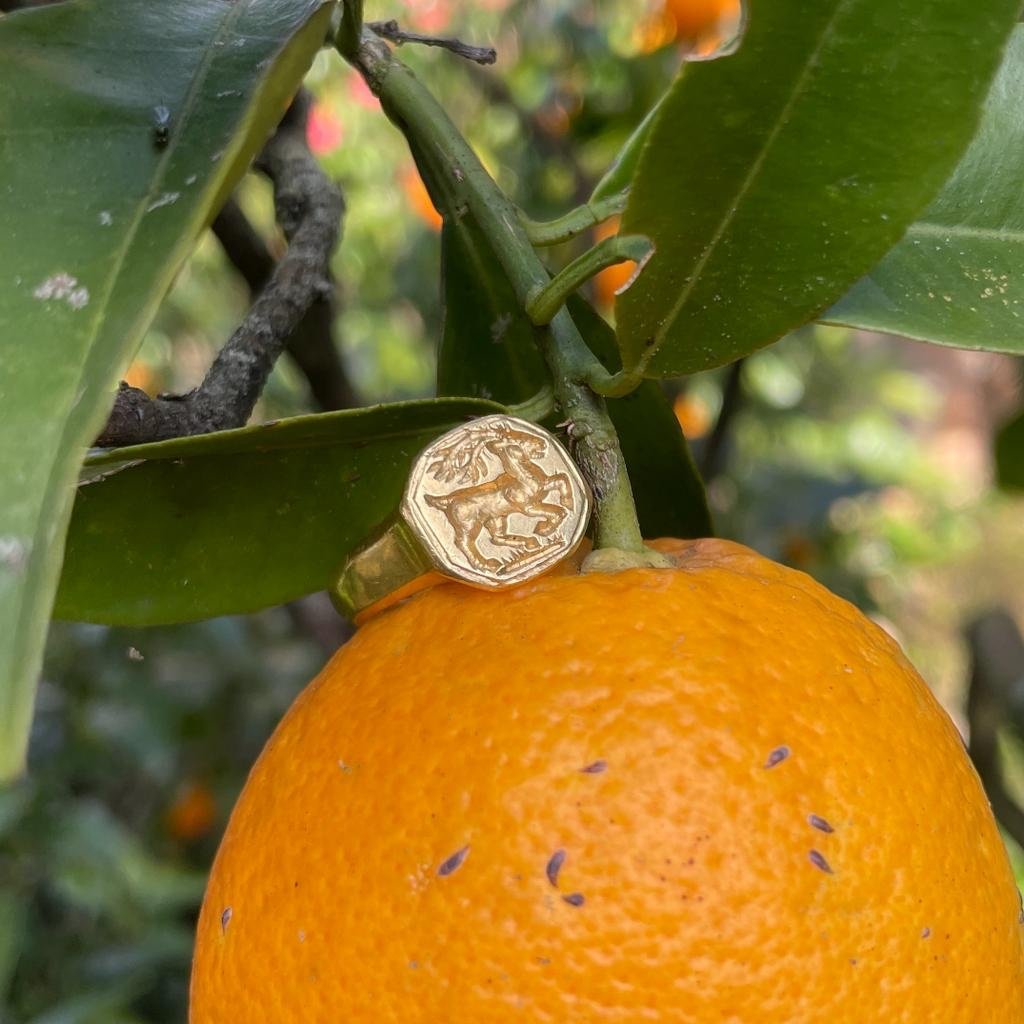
[344,31,647,554]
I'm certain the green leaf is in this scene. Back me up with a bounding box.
[588,94,667,205]
[437,215,549,406]
[0,0,333,779]
[996,410,1024,491]
[55,400,501,626]
[0,886,27,1008]
[569,298,713,540]
[25,982,149,1024]
[51,802,205,921]
[825,28,1024,353]
[615,0,1020,377]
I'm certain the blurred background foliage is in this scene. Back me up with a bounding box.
[1,0,1022,1020]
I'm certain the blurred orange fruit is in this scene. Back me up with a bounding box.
[780,531,820,569]
[673,392,712,439]
[191,538,1024,1022]
[123,358,157,394]
[634,0,742,57]
[166,780,217,843]
[665,0,742,55]
[400,164,443,232]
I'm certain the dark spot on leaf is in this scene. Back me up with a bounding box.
[581,760,607,774]
[764,746,790,769]
[809,814,834,833]
[220,907,232,933]
[562,892,585,907]
[438,845,470,877]
[546,849,566,888]
[808,849,833,874]
[849,958,858,966]
[921,927,931,939]
[536,956,551,966]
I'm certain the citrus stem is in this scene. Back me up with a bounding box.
[335,0,364,60]
[346,32,646,553]
[526,234,652,326]
[520,192,627,247]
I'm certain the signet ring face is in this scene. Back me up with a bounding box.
[332,414,592,618]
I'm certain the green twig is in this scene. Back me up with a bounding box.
[585,363,646,397]
[336,0,363,60]
[347,31,647,553]
[526,234,652,326]
[521,192,627,247]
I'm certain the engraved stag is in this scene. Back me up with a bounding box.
[423,425,575,574]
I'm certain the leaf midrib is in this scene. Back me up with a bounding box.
[902,219,1024,243]
[649,0,855,354]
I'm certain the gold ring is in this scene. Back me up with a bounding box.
[331,414,592,620]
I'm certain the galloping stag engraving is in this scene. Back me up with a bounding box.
[423,424,575,574]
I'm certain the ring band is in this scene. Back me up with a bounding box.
[331,414,592,620]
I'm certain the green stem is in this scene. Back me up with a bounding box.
[348,32,645,553]
[585,363,647,397]
[526,234,652,326]
[520,192,627,247]
[335,0,364,60]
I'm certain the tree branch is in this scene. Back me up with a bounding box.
[96,93,344,448]
[211,197,355,412]
[367,19,496,65]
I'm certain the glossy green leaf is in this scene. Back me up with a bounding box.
[996,410,1024,491]
[55,400,501,626]
[0,0,333,778]
[615,0,1020,377]
[437,215,548,405]
[569,298,713,540]
[825,28,1024,353]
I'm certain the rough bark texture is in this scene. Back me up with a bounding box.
[96,94,344,447]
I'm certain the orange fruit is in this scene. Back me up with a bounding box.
[165,780,217,842]
[672,392,712,439]
[123,357,158,394]
[664,0,741,54]
[190,539,1024,1022]
[401,164,443,232]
